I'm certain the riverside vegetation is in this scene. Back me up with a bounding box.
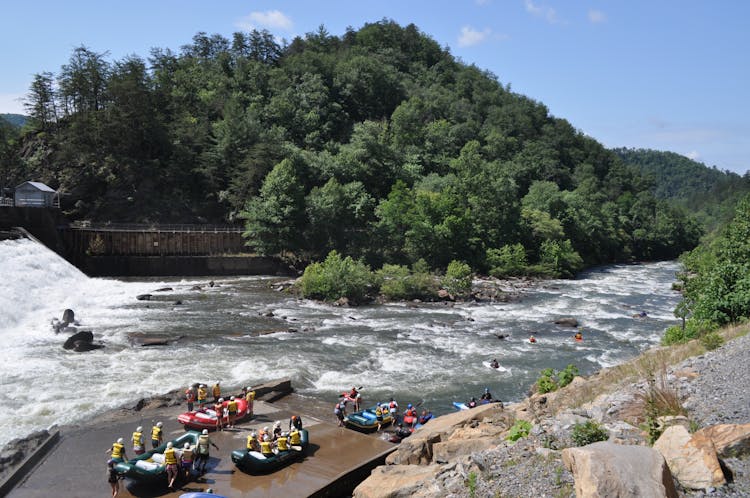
[1,20,706,278]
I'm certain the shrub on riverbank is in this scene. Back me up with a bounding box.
[299,251,378,303]
[377,260,438,300]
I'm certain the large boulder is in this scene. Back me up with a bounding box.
[554,317,579,327]
[695,423,750,458]
[432,438,496,464]
[563,441,677,498]
[352,464,442,498]
[62,331,94,350]
[385,403,505,465]
[654,424,725,490]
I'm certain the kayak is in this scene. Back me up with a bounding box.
[231,429,309,474]
[114,430,200,485]
[177,397,250,431]
[344,405,393,433]
[180,494,228,498]
[453,399,503,410]
[485,362,509,372]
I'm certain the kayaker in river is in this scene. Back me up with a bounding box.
[490,358,500,369]
[481,387,493,401]
[418,409,433,424]
[574,331,583,341]
[529,335,537,343]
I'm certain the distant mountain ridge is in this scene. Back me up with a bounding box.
[614,147,750,232]
[0,114,27,128]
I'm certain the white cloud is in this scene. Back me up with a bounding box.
[588,10,607,24]
[685,150,701,161]
[458,26,492,48]
[0,93,26,115]
[524,0,559,23]
[235,10,293,32]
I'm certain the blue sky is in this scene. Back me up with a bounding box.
[1,1,748,173]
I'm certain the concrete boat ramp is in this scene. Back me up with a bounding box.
[7,398,394,498]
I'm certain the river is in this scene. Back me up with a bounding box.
[0,238,682,449]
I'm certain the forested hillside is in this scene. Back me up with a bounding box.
[0,114,27,128]
[1,21,701,273]
[615,148,750,233]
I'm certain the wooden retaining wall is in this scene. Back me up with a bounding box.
[60,227,247,256]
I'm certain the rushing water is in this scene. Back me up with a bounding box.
[0,238,682,449]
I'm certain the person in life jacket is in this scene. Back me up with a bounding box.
[395,423,412,439]
[480,387,493,401]
[374,402,385,432]
[180,442,194,480]
[185,387,195,412]
[260,439,274,457]
[574,331,583,341]
[214,399,225,431]
[404,403,418,427]
[197,384,208,408]
[289,414,303,431]
[289,428,302,449]
[246,432,260,452]
[151,422,163,449]
[107,458,120,498]
[276,433,289,452]
[468,397,478,408]
[212,382,221,403]
[106,437,127,462]
[259,426,270,442]
[194,429,217,474]
[245,388,255,416]
[132,426,144,455]
[272,420,282,440]
[418,409,433,425]
[334,402,344,426]
[227,396,238,428]
[164,442,179,489]
[529,335,537,343]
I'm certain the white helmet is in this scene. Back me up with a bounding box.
[117,437,124,444]
[274,420,281,427]
[218,398,224,402]
[230,396,235,400]
[184,442,190,449]
[167,442,173,448]
[136,426,142,432]
[202,429,209,435]
[263,426,269,432]
[246,386,252,391]
[156,422,163,428]
[250,432,257,437]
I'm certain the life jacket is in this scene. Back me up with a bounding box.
[198,387,207,400]
[197,434,210,454]
[260,440,273,456]
[406,408,416,417]
[389,401,397,410]
[277,436,289,451]
[227,399,237,413]
[182,448,193,462]
[246,435,257,450]
[185,390,195,401]
[151,426,162,441]
[111,442,124,459]
[375,406,383,417]
[212,384,221,398]
[246,391,255,402]
[164,447,177,465]
[132,431,143,448]
[259,429,267,440]
[290,430,301,445]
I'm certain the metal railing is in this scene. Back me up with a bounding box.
[68,221,244,233]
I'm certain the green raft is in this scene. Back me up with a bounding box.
[344,405,393,433]
[114,430,200,484]
[231,429,309,474]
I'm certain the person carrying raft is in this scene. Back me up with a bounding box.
[106,437,127,463]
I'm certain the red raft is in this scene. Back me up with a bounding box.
[178,397,250,431]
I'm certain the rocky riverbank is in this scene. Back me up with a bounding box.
[353,325,750,498]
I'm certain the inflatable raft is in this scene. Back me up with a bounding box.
[114,431,200,485]
[343,405,393,433]
[231,429,309,474]
[177,397,250,431]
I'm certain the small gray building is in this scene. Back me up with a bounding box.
[14,181,59,208]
